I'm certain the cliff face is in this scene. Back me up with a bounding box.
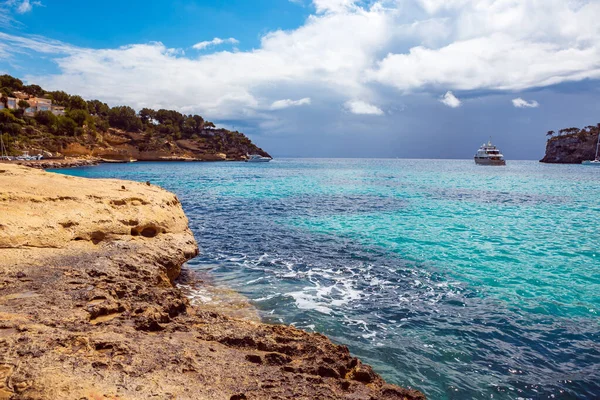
[540,132,599,164]
[16,127,270,162]
[0,165,424,400]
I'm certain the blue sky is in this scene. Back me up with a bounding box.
[1,0,600,159]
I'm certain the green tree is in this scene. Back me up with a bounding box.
[18,100,30,110]
[139,108,156,125]
[24,84,44,97]
[192,115,204,132]
[0,108,20,124]
[182,115,199,137]
[69,95,88,111]
[0,123,21,136]
[155,109,184,127]
[0,87,13,97]
[0,75,24,92]
[34,110,58,127]
[108,106,142,131]
[48,90,71,107]
[546,130,554,137]
[87,99,110,117]
[94,115,110,131]
[57,116,78,136]
[67,109,90,127]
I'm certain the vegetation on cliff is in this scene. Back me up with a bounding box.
[541,123,600,163]
[545,123,600,141]
[0,74,270,160]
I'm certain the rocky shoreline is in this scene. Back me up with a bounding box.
[0,158,102,170]
[0,164,425,400]
[0,156,246,171]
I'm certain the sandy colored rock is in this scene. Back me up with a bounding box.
[0,164,425,400]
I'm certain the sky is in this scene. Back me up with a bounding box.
[1,0,600,159]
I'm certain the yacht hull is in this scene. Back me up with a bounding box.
[474,158,506,166]
[582,160,600,166]
[246,158,271,163]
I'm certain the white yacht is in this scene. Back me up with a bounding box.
[582,134,600,166]
[474,140,506,166]
[246,154,272,163]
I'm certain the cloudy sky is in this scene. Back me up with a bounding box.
[1,0,600,159]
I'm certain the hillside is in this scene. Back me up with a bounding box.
[0,74,270,161]
[540,124,599,164]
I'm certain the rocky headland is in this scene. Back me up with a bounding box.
[0,164,424,400]
[1,74,271,162]
[540,129,599,164]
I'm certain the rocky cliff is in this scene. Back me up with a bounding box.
[0,165,424,400]
[540,132,599,164]
[1,74,271,162]
[11,127,270,162]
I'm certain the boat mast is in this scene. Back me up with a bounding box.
[0,133,7,159]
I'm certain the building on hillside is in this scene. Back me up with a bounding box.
[51,105,65,116]
[6,98,17,109]
[13,91,29,100]
[32,98,52,111]
[2,92,66,116]
[24,97,54,116]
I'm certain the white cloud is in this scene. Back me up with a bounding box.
[512,98,539,108]
[0,0,598,123]
[15,0,42,13]
[16,0,31,13]
[1,0,42,25]
[192,37,239,50]
[344,100,384,115]
[270,98,311,110]
[367,0,600,91]
[440,91,461,108]
[313,0,357,13]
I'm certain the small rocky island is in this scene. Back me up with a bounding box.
[0,74,270,162]
[0,164,424,400]
[540,124,599,164]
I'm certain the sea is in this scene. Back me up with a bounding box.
[53,159,600,400]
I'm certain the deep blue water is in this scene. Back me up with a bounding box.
[53,159,600,400]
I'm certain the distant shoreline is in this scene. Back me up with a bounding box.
[0,156,255,170]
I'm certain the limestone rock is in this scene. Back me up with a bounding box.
[540,132,599,164]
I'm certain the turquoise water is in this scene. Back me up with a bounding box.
[54,159,600,399]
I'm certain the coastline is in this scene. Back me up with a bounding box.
[0,158,102,170]
[0,156,249,171]
[0,164,424,400]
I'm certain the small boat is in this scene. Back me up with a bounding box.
[582,134,600,166]
[474,140,506,166]
[246,154,272,163]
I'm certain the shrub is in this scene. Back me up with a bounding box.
[66,109,90,127]
[0,122,22,135]
[108,106,142,131]
[0,108,19,123]
[57,116,78,136]
[34,110,58,126]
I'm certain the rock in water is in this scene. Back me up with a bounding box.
[0,164,425,400]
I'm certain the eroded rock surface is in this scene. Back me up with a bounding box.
[0,165,425,400]
[540,132,599,163]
